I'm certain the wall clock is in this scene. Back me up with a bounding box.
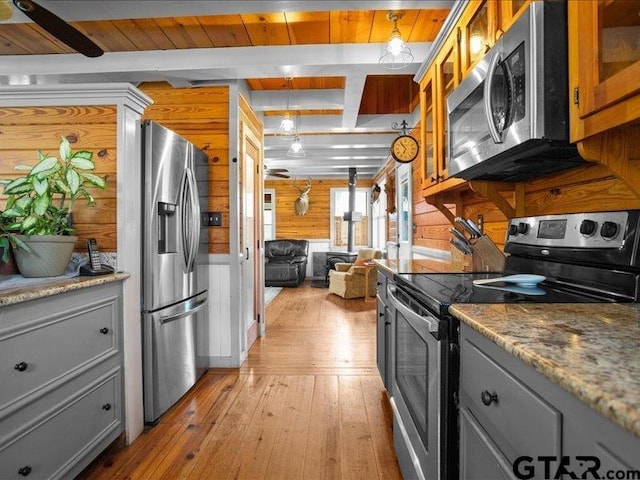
[391,134,419,163]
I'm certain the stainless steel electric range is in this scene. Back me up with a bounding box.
[387,210,640,480]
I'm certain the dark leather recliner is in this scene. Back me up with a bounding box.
[264,239,309,287]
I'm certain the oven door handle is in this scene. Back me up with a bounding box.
[387,284,441,334]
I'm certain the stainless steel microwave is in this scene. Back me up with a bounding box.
[446,1,583,182]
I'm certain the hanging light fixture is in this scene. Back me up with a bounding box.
[287,134,305,157]
[287,114,305,157]
[379,12,414,70]
[275,77,297,139]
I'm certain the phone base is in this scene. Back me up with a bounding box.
[80,264,115,276]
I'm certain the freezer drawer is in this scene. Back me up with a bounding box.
[143,292,208,424]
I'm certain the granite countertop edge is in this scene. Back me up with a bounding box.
[450,304,640,440]
[0,273,130,307]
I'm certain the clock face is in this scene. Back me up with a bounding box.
[391,135,419,163]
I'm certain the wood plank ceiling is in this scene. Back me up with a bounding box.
[0,2,452,177]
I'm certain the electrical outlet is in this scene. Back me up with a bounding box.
[477,214,484,233]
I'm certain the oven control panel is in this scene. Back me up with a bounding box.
[506,211,628,249]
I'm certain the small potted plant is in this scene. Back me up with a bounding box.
[1,136,107,277]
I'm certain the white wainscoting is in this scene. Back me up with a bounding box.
[306,239,331,277]
[202,255,235,367]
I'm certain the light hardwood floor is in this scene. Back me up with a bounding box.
[78,282,402,479]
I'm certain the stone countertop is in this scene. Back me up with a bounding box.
[450,303,640,439]
[0,273,129,307]
[374,258,469,275]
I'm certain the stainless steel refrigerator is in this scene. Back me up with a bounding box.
[141,120,209,424]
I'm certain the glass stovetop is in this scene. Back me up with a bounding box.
[395,272,618,316]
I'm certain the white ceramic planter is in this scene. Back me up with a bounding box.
[13,235,78,277]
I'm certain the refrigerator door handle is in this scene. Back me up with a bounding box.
[186,166,200,273]
[158,293,208,325]
[179,169,191,270]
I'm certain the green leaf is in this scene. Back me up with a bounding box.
[30,156,58,176]
[33,193,49,216]
[14,164,33,171]
[37,150,46,162]
[1,208,23,218]
[70,156,95,170]
[14,196,32,210]
[22,216,37,230]
[33,177,48,196]
[3,177,28,193]
[60,136,71,160]
[81,172,106,189]
[66,170,80,194]
[54,180,71,194]
[11,235,30,252]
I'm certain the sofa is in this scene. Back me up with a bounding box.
[328,248,382,299]
[264,239,309,287]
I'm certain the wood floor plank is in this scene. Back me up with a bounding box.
[302,375,342,480]
[79,284,402,480]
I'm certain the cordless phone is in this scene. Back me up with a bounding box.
[88,238,102,270]
[80,238,115,276]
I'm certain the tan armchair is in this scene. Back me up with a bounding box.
[328,248,382,299]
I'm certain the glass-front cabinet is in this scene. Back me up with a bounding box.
[436,34,460,181]
[570,0,640,141]
[460,0,497,76]
[498,0,530,34]
[420,66,438,188]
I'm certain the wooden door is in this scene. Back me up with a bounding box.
[240,122,264,349]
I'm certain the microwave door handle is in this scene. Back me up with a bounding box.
[484,50,503,144]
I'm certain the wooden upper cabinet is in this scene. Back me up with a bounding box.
[569,0,640,142]
[420,66,438,188]
[497,0,530,36]
[459,0,498,76]
[436,33,461,182]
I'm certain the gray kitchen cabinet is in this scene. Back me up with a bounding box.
[0,281,124,480]
[376,269,392,390]
[459,323,640,480]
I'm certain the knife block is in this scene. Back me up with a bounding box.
[450,246,473,272]
[469,236,506,272]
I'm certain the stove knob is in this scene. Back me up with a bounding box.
[579,219,597,237]
[508,224,518,236]
[600,221,619,239]
[517,222,529,235]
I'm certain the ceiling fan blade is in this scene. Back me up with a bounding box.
[268,172,290,179]
[13,0,103,57]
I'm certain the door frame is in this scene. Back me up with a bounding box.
[397,162,413,260]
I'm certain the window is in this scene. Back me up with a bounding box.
[263,190,275,241]
[330,187,370,249]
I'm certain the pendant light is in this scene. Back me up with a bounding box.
[379,12,414,70]
[275,77,297,139]
[287,114,305,157]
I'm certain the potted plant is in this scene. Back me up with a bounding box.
[1,136,107,277]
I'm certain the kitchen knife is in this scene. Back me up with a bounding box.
[466,218,484,237]
[450,237,473,255]
[450,227,470,246]
[454,217,477,239]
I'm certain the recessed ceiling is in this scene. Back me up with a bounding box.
[0,0,454,178]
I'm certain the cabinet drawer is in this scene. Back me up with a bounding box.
[460,337,561,462]
[0,370,121,480]
[460,407,515,480]
[0,297,119,414]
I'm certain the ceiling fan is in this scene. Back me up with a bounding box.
[0,0,103,57]
[264,167,290,179]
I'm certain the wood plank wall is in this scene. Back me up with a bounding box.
[264,178,373,239]
[378,147,640,254]
[0,106,118,251]
[139,82,230,254]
